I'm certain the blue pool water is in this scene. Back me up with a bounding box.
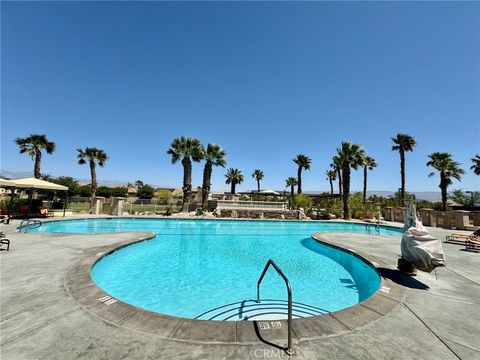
[29,218,401,320]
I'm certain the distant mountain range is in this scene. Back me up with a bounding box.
[302,190,442,202]
[0,170,170,188]
[1,169,442,201]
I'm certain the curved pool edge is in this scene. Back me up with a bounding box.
[23,215,404,234]
[64,229,405,345]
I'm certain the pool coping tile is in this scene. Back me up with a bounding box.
[63,228,406,345]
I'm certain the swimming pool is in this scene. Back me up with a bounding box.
[30,218,401,320]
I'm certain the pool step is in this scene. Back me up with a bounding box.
[195,299,327,321]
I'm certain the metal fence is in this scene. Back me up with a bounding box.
[67,197,180,214]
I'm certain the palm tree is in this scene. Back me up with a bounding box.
[391,134,416,204]
[471,154,480,176]
[225,168,244,194]
[167,137,204,212]
[427,152,465,211]
[285,177,298,198]
[201,143,227,210]
[77,147,108,198]
[293,154,311,194]
[325,170,337,195]
[336,142,365,219]
[15,134,56,179]
[252,169,264,192]
[362,156,377,204]
[331,156,343,197]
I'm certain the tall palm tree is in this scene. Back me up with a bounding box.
[325,170,337,195]
[225,168,244,194]
[77,147,108,198]
[427,152,465,211]
[252,169,264,192]
[293,154,311,194]
[391,133,416,204]
[331,156,343,197]
[285,177,298,198]
[167,137,204,212]
[336,142,365,219]
[471,154,480,176]
[15,134,56,179]
[201,143,227,211]
[362,156,377,204]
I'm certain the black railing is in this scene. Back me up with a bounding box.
[257,259,293,355]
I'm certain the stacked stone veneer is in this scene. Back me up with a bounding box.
[215,209,302,220]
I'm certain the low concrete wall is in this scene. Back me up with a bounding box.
[472,212,480,226]
[215,208,301,220]
[390,207,478,230]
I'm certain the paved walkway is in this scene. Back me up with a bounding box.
[1,219,479,359]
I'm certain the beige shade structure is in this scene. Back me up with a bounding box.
[0,178,16,187]
[258,189,280,196]
[11,178,68,191]
[2,178,69,219]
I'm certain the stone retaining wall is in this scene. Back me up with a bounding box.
[215,208,302,220]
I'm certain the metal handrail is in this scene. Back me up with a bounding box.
[365,223,380,234]
[257,259,293,355]
[18,219,43,232]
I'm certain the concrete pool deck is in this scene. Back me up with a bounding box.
[1,218,479,359]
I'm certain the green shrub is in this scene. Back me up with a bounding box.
[431,202,444,211]
[77,185,91,197]
[136,184,155,199]
[164,205,173,216]
[155,189,172,205]
[50,176,79,197]
[96,186,113,197]
[294,194,313,211]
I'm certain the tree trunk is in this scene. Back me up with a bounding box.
[34,150,42,179]
[90,160,97,198]
[181,157,192,212]
[231,183,236,195]
[337,168,342,197]
[201,162,212,211]
[342,165,351,219]
[329,177,333,195]
[290,185,294,198]
[440,173,448,211]
[297,166,302,194]
[257,179,260,192]
[400,149,405,204]
[363,166,367,204]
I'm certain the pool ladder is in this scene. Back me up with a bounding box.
[257,259,293,356]
[365,223,380,235]
[18,219,43,232]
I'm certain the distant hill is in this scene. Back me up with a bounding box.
[0,170,170,188]
[0,170,33,179]
[301,190,442,201]
[365,191,442,202]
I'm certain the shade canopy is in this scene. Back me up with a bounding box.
[258,189,280,195]
[0,178,16,187]
[9,178,68,191]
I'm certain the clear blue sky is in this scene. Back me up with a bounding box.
[2,2,479,192]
